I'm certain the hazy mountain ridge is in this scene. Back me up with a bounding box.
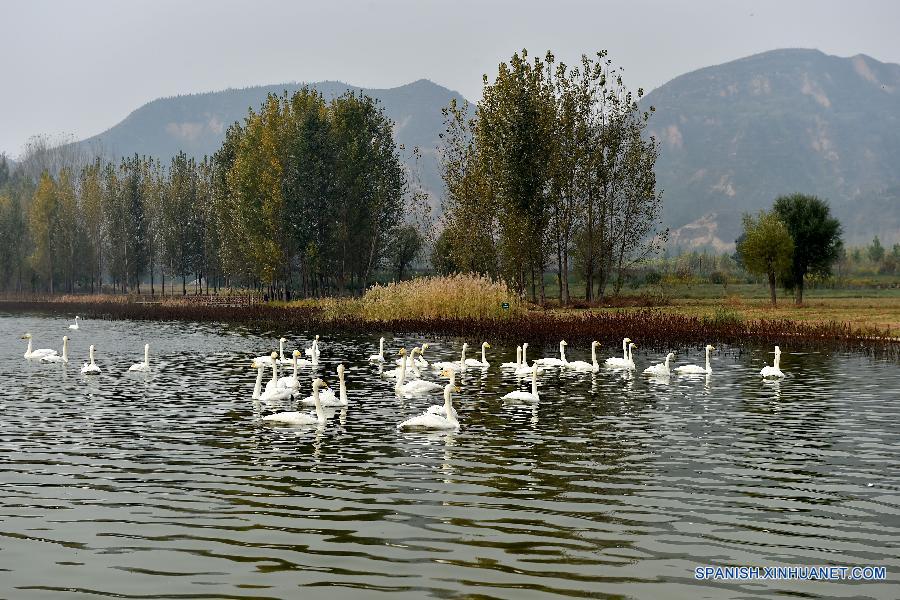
[71,49,900,247]
[642,48,900,247]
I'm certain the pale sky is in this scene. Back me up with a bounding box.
[2,0,898,157]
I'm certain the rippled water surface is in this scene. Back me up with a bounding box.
[1,313,898,599]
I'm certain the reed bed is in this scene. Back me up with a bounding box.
[362,274,524,320]
[2,297,896,358]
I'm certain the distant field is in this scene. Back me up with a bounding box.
[540,283,900,333]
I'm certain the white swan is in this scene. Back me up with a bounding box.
[250,360,265,400]
[535,340,568,367]
[80,344,101,374]
[760,346,785,378]
[275,350,302,390]
[426,370,459,419]
[304,334,320,358]
[383,347,423,378]
[369,337,386,362]
[432,343,468,372]
[564,341,600,372]
[675,345,715,375]
[22,333,57,359]
[502,363,540,403]
[68,316,81,330]
[464,342,491,368]
[263,378,329,425]
[396,349,442,395]
[276,337,296,365]
[395,343,430,368]
[303,364,347,407]
[127,343,151,372]
[40,336,69,363]
[643,352,675,377]
[260,353,295,404]
[605,337,633,368]
[515,343,546,377]
[501,346,522,370]
[398,383,460,430]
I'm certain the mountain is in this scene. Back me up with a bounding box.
[642,48,900,248]
[78,79,467,206]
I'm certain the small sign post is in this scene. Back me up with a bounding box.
[501,302,510,310]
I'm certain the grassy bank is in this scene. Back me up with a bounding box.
[2,294,897,358]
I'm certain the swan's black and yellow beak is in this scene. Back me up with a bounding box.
[453,386,461,393]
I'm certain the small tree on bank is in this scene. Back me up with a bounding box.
[773,194,843,304]
[736,210,793,305]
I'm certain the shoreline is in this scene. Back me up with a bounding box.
[2,297,897,357]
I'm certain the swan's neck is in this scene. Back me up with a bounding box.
[627,345,634,362]
[591,344,598,368]
[774,353,780,370]
[271,362,278,384]
[253,368,263,399]
[531,369,538,394]
[292,357,299,379]
[279,339,285,360]
[522,344,528,364]
[395,355,407,388]
[516,347,522,367]
[339,372,347,403]
[559,343,566,362]
[705,348,711,372]
[622,339,628,359]
[664,355,671,371]
[89,346,95,365]
[143,346,149,366]
[444,390,458,424]
[313,386,325,422]
[460,346,467,367]
[481,345,487,363]
[63,339,69,360]
[379,338,384,357]
[26,338,33,354]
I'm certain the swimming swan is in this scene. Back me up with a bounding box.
[396,349,442,395]
[263,378,329,425]
[605,337,633,368]
[760,346,785,378]
[643,352,675,377]
[501,346,522,370]
[395,343,430,368]
[369,337,386,362]
[304,335,320,358]
[426,370,459,419]
[464,342,491,368]
[81,344,101,374]
[535,340,568,367]
[675,345,714,375]
[22,333,57,359]
[275,350,302,390]
[68,316,81,330]
[564,341,600,372]
[128,343,151,372]
[384,347,423,378]
[432,343,469,372]
[40,336,69,363]
[250,360,265,400]
[502,363,540,404]
[398,383,460,430]
[303,364,347,407]
[515,343,545,376]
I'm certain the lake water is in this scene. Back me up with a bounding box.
[1,313,898,599]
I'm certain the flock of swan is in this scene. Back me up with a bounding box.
[20,317,788,432]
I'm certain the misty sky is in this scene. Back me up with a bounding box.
[2,0,898,157]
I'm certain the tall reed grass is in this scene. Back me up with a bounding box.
[362,274,523,320]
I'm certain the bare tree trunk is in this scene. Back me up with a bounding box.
[768,271,777,306]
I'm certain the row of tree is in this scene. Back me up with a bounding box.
[737,193,843,305]
[433,50,665,303]
[0,90,426,296]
